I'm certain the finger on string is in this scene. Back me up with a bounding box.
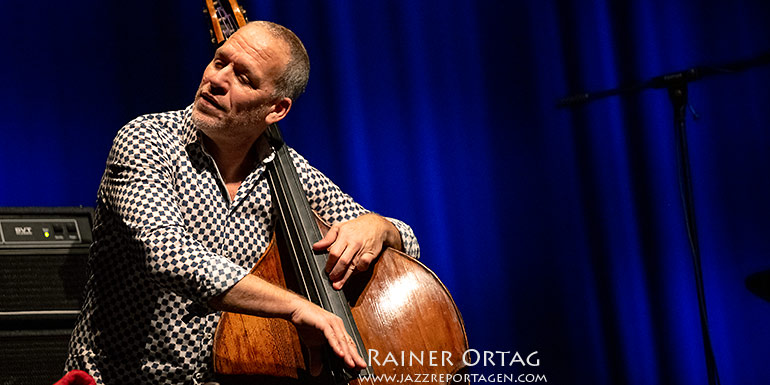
[313,226,338,250]
[329,245,357,280]
[325,242,348,274]
[334,264,358,290]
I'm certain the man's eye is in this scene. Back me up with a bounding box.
[239,75,252,86]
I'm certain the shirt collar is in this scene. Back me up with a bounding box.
[182,104,201,147]
[182,104,277,168]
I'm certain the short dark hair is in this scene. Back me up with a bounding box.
[251,21,310,102]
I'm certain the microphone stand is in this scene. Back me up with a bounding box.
[557,52,770,385]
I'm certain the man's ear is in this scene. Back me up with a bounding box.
[265,97,292,125]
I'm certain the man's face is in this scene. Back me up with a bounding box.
[192,25,291,144]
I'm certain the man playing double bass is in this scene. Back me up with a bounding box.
[65,21,420,385]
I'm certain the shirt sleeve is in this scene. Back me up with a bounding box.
[289,148,420,258]
[98,117,248,306]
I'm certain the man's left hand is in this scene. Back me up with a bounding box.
[312,213,402,290]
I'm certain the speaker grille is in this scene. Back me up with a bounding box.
[0,329,73,385]
[0,207,93,385]
[0,251,88,313]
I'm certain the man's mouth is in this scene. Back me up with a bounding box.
[199,92,226,112]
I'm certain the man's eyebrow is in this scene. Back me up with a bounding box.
[211,45,260,81]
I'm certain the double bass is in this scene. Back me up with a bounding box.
[203,2,469,384]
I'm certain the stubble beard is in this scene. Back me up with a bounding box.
[191,101,271,143]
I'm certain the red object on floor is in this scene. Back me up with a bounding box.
[53,370,96,385]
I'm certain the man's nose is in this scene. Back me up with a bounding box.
[209,65,232,94]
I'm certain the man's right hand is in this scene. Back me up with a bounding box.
[289,299,368,375]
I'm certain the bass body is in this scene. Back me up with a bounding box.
[214,215,469,384]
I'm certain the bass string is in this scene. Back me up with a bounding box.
[268,130,370,370]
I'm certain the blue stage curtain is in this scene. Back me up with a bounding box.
[2,1,770,383]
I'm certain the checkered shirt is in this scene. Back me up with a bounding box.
[65,105,419,385]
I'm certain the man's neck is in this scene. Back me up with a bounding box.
[202,134,271,183]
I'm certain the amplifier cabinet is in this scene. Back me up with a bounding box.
[0,207,93,385]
